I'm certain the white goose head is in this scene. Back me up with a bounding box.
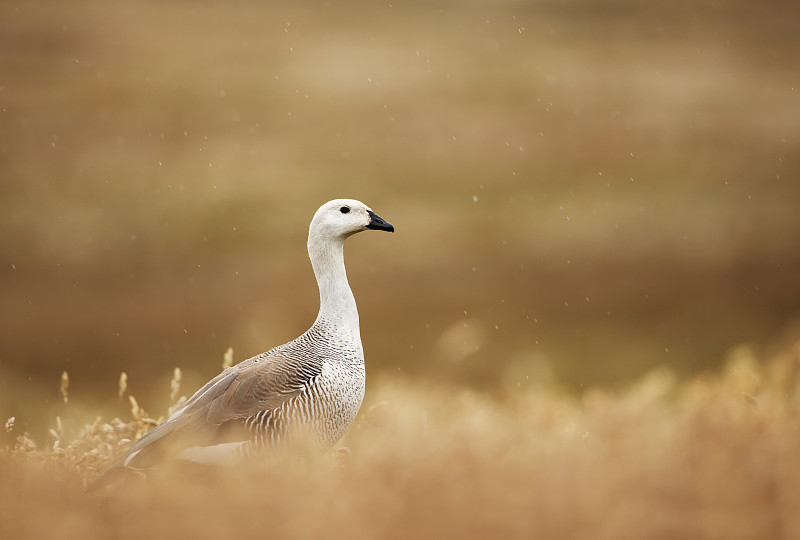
[309,199,394,241]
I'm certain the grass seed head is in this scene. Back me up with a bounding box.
[60,371,69,405]
[129,395,141,421]
[222,347,234,371]
[169,367,182,403]
[118,372,128,401]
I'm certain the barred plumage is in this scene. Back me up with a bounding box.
[93,200,393,483]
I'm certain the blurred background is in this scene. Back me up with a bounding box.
[1,0,798,439]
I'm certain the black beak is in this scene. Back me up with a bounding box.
[366,210,394,232]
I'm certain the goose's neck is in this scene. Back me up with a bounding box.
[308,235,360,333]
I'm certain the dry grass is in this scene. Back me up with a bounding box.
[2,0,800,426]
[3,341,800,539]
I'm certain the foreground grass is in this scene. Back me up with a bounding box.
[2,343,799,539]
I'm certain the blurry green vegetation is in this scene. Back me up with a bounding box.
[1,0,799,440]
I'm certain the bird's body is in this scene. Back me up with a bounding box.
[239,317,367,454]
[95,199,393,482]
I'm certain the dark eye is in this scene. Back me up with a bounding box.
[340,206,350,214]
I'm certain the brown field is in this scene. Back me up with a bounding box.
[3,344,800,539]
[1,0,799,537]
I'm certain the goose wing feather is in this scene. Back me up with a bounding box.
[108,345,323,471]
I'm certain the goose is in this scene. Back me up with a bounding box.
[93,199,394,484]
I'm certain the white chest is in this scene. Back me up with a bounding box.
[313,360,366,446]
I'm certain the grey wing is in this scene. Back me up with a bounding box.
[108,349,322,471]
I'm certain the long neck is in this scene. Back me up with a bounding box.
[307,234,360,334]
